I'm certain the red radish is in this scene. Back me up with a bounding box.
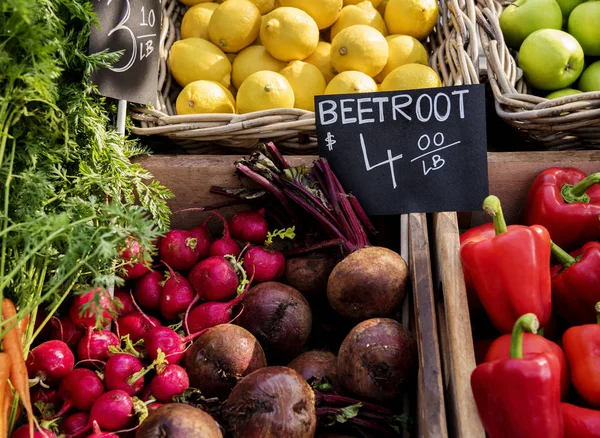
[151,364,190,403]
[186,288,246,334]
[116,311,159,342]
[229,209,269,244]
[134,270,164,312]
[77,329,120,362]
[143,326,187,364]
[54,368,105,417]
[139,383,153,402]
[159,230,202,271]
[160,268,196,321]
[60,412,89,435]
[26,340,75,384]
[147,402,164,412]
[86,421,119,438]
[243,245,285,283]
[104,354,145,396]
[119,238,151,280]
[31,387,60,417]
[188,225,212,259]
[188,256,239,302]
[50,316,85,349]
[69,288,114,328]
[89,390,134,431]
[207,211,241,257]
[113,288,136,316]
[10,425,57,438]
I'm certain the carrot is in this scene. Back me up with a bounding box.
[17,314,30,344]
[0,352,10,438]
[1,299,34,438]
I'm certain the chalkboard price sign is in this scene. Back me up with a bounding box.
[315,84,489,216]
[89,0,161,105]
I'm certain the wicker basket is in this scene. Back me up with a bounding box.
[130,0,481,154]
[477,0,600,150]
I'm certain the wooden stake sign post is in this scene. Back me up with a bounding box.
[315,85,489,215]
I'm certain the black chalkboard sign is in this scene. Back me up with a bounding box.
[315,84,489,216]
[89,0,161,105]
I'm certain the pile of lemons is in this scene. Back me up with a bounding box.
[169,0,441,115]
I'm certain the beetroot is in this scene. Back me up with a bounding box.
[54,368,105,417]
[10,425,57,438]
[222,366,316,438]
[150,364,190,403]
[207,212,241,257]
[143,326,186,364]
[236,282,312,362]
[243,246,285,283]
[89,390,134,431]
[50,316,85,349]
[188,256,239,302]
[69,288,114,328]
[228,210,269,244]
[26,340,75,384]
[114,288,136,316]
[160,269,196,321]
[60,412,90,435]
[159,230,203,271]
[136,403,223,438]
[77,329,120,363]
[120,238,152,280]
[185,324,267,399]
[117,312,160,342]
[104,354,145,396]
[134,271,164,312]
[284,254,339,301]
[186,291,245,334]
[288,350,339,392]
[188,225,212,259]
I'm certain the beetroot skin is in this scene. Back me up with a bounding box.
[243,246,285,283]
[160,230,203,271]
[188,256,239,302]
[228,210,269,244]
[134,271,164,312]
[26,340,75,384]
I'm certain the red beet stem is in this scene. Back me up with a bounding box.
[315,393,393,415]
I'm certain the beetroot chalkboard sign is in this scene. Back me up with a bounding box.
[89,0,161,105]
[315,84,489,216]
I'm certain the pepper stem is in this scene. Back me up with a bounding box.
[551,242,577,269]
[509,313,539,359]
[562,172,600,203]
[596,302,600,325]
[482,195,508,235]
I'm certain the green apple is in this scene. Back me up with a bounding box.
[579,60,600,91]
[555,0,588,20]
[518,29,584,90]
[545,88,583,98]
[568,2,600,56]
[499,0,563,49]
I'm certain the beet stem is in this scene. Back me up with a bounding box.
[315,393,393,415]
[282,239,345,256]
[264,141,290,169]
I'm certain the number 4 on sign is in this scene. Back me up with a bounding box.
[360,133,403,189]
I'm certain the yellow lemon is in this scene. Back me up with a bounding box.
[261,7,320,61]
[232,45,287,89]
[385,0,439,40]
[209,0,261,53]
[279,60,326,111]
[344,0,382,6]
[181,3,219,40]
[380,63,441,91]
[249,0,275,14]
[168,38,232,87]
[278,0,343,30]
[236,71,295,113]
[330,25,388,77]
[303,41,336,83]
[331,1,388,40]
[376,35,429,82]
[180,0,214,7]
[176,80,236,115]
[377,0,390,15]
[325,70,378,94]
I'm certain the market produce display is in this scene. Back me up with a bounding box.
[171,0,443,114]
[498,0,600,95]
[463,168,600,437]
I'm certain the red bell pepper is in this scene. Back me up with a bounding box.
[563,303,600,407]
[563,403,600,438]
[471,313,563,438]
[524,167,600,250]
[484,332,569,398]
[461,196,552,334]
[552,241,600,326]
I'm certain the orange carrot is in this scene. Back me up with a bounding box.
[17,314,29,344]
[1,299,34,438]
[0,352,10,438]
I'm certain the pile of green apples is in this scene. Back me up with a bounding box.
[499,0,599,98]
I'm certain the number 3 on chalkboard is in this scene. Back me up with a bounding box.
[107,0,136,73]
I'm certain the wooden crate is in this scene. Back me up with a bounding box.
[430,151,600,438]
[137,154,449,437]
